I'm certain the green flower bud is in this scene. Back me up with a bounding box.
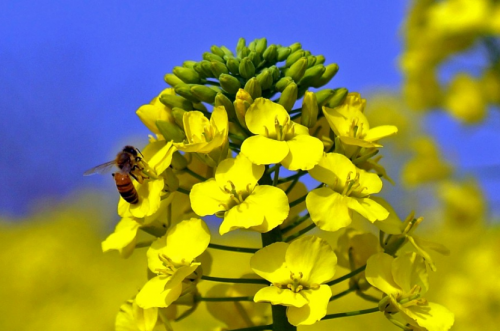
[275,76,294,92]
[244,77,262,99]
[164,73,184,87]
[298,64,326,86]
[289,42,302,53]
[314,89,336,107]
[234,99,250,130]
[173,66,200,84]
[215,93,236,120]
[268,65,280,81]
[193,62,210,78]
[202,52,224,63]
[171,151,188,170]
[303,50,311,57]
[228,122,248,144]
[211,61,229,77]
[256,69,273,90]
[219,73,241,94]
[247,51,262,68]
[210,45,226,58]
[286,57,308,82]
[277,47,291,62]
[174,84,199,102]
[326,88,348,108]
[239,57,256,79]
[263,45,278,64]
[236,38,248,58]
[182,61,197,68]
[255,38,267,55]
[155,120,186,143]
[220,46,234,57]
[248,40,256,52]
[315,55,326,64]
[208,85,222,93]
[306,55,316,67]
[191,85,218,103]
[226,57,240,75]
[311,63,339,88]
[285,51,305,68]
[193,101,208,112]
[171,107,186,127]
[279,82,298,112]
[160,93,194,110]
[301,91,319,128]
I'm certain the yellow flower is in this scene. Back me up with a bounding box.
[437,179,486,226]
[251,236,337,326]
[306,153,389,232]
[366,252,454,331]
[173,105,229,167]
[322,92,398,156]
[190,154,289,235]
[427,0,489,36]
[136,88,177,136]
[115,299,164,331]
[241,98,324,170]
[135,218,210,309]
[444,73,486,123]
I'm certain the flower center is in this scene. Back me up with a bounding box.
[219,181,253,210]
[265,116,294,141]
[348,118,365,139]
[155,253,178,276]
[339,172,367,197]
[272,271,319,293]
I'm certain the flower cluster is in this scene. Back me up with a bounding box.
[96,38,454,331]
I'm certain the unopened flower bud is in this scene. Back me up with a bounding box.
[311,63,339,88]
[275,77,294,92]
[174,84,199,102]
[210,61,229,77]
[226,57,240,75]
[164,73,184,87]
[190,85,217,103]
[279,82,298,112]
[255,38,267,55]
[286,57,308,82]
[236,37,248,58]
[171,151,188,170]
[171,107,186,128]
[285,50,305,67]
[210,45,226,58]
[299,64,326,87]
[173,66,200,84]
[326,88,349,108]
[263,44,278,63]
[219,74,241,94]
[301,91,318,128]
[288,42,302,53]
[239,57,256,79]
[160,93,193,110]
[155,120,186,142]
[202,52,224,63]
[256,69,273,90]
[277,47,291,61]
[244,77,262,99]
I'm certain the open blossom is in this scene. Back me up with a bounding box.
[366,252,454,331]
[306,152,389,232]
[136,87,177,137]
[251,236,337,326]
[135,218,210,309]
[241,98,323,170]
[190,154,289,235]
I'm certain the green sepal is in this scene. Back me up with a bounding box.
[301,91,318,128]
[191,85,218,103]
[174,84,200,102]
[275,76,294,92]
[256,69,273,90]
[211,61,229,77]
[219,74,241,94]
[239,57,256,79]
[244,77,262,99]
[277,47,291,62]
[263,45,278,64]
[298,64,326,87]
[289,42,302,53]
[285,50,305,67]
[311,63,339,88]
[155,120,186,143]
[171,107,186,128]
[326,88,348,108]
[160,93,194,110]
[236,38,248,59]
[203,52,224,63]
[226,57,240,75]
[255,38,267,55]
[210,45,226,58]
[220,46,234,57]
[215,93,236,120]
[164,73,184,87]
[279,82,298,112]
[286,57,308,82]
[173,66,200,84]
[314,89,336,107]
[182,61,197,68]
[171,151,188,170]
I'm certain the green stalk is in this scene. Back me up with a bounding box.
[184,167,207,181]
[284,223,316,242]
[228,325,273,331]
[201,275,268,285]
[208,243,258,253]
[322,307,379,320]
[326,265,366,286]
[198,296,254,302]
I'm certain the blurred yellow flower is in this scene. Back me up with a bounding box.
[444,74,486,123]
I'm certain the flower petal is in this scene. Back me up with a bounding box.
[306,188,353,232]
[347,197,389,223]
[282,134,324,171]
[241,135,289,165]
[285,236,337,285]
[250,242,290,284]
[101,217,141,258]
[356,168,383,195]
[402,302,454,331]
[286,286,331,326]
[247,185,289,233]
[164,218,211,265]
[190,179,232,216]
[215,154,264,192]
[219,200,265,235]
[365,253,401,296]
[371,197,404,235]
[254,286,308,308]
[392,252,429,295]
[308,153,356,189]
[135,276,170,309]
[245,98,290,137]
[364,125,398,142]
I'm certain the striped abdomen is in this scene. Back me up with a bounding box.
[113,173,139,204]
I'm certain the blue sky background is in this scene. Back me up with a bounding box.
[1,0,499,218]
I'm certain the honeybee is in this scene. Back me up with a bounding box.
[84,146,148,204]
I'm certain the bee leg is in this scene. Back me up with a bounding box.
[136,148,144,158]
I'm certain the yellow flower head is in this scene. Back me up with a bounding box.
[306,152,389,232]
[251,236,337,326]
[136,88,176,136]
[241,98,324,171]
[190,154,289,235]
[322,92,398,155]
[366,252,454,331]
[115,299,162,331]
[444,73,486,124]
[135,218,210,309]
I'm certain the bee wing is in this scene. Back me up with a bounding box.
[83,160,117,176]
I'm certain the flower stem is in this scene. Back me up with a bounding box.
[273,164,281,186]
[322,307,379,320]
[284,223,316,242]
[281,213,310,234]
[208,243,258,253]
[184,167,207,182]
[177,187,191,195]
[329,287,355,302]
[228,325,274,331]
[326,265,367,286]
[277,171,306,184]
[201,275,268,285]
[198,296,254,302]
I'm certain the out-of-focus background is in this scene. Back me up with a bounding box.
[1,0,499,330]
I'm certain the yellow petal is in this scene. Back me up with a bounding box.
[371,197,404,235]
[136,88,175,134]
[219,200,265,235]
[254,286,308,308]
[148,141,176,176]
[135,276,171,309]
[364,125,398,142]
[282,134,324,171]
[190,179,232,216]
[402,302,454,331]
[309,153,355,188]
[250,242,290,284]
[164,218,211,265]
[306,188,353,232]
[215,154,264,192]
[101,217,141,258]
[392,252,429,295]
[347,197,389,223]
[356,168,383,195]
[247,185,289,233]
[245,98,290,137]
[339,136,381,148]
[241,135,289,165]
[146,236,168,273]
[132,301,158,331]
[365,253,401,296]
[286,286,331,326]
[285,236,337,284]
[210,105,229,133]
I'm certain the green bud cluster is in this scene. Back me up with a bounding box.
[160,37,348,129]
